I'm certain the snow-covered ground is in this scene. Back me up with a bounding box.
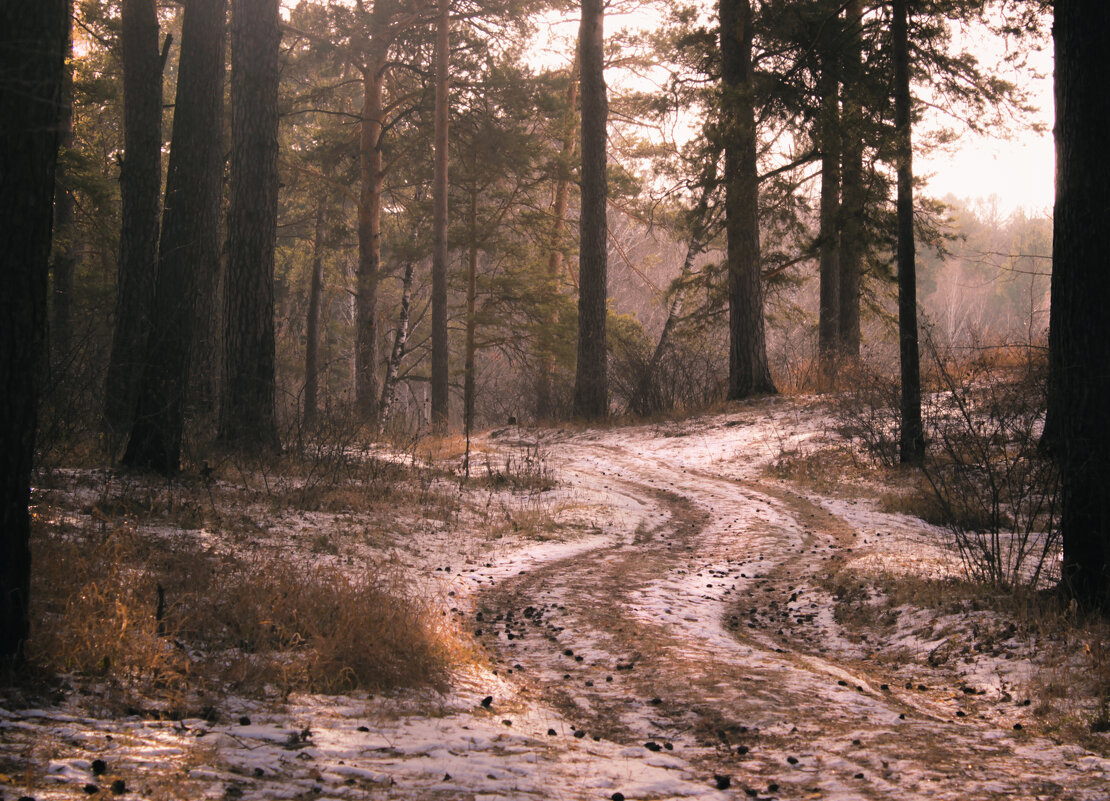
[3,396,1108,800]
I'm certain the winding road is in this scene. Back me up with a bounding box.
[5,405,1109,801]
[474,417,1110,800]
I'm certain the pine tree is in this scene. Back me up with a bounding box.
[430,0,451,434]
[573,0,609,419]
[721,0,774,399]
[893,0,924,465]
[123,0,227,473]
[1052,0,1110,605]
[103,0,164,436]
[0,0,69,661]
[816,3,842,387]
[218,0,282,453]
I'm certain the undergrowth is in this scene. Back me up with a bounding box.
[20,436,495,714]
[831,338,1059,592]
[27,520,461,712]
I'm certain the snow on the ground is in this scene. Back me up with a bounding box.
[4,396,1109,800]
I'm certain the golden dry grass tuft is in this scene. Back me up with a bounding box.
[416,433,469,463]
[28,518,463,710]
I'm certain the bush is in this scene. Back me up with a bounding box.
[833,338,1060,591]
[610,319,727,418]
[28,517,459,711]
[834,356,904,468]
[920,341,1060,589]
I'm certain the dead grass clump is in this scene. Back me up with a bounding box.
[470,442,555,492]
[29,520,461,708]
[766,446,865,496]
[195,558,460,694]
[417,433,469,463]
[876,484,955,529]
[483,493,563,541]
[29,526,193,702]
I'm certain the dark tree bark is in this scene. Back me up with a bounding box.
[535,57,578,422]
[123,0,226,474]
[464,194,478,441]
[721,0,775,399]
[355,62,385,422]
[303,194,327,431]
[837,0,864,362]
[430,0,450,434]
[893,0,923,465]
[104,0,164,436]
[817,23,841,387]
[218,0,281,453]
[0,0,68,662]
[573,0,609,419]
[51,17,77,362]
[1052,0,1110,606]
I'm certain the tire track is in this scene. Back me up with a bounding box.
[476,434,1110,800]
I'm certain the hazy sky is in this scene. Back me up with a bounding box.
[917,37,1054,217]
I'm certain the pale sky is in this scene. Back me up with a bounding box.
[916,33,1054,218]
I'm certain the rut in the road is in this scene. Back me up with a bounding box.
[476,457,1104,800]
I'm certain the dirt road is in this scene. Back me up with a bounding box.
[5,405,1109,801]
[476,419,1110,800]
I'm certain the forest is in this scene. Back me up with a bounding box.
[2,0,1110,799]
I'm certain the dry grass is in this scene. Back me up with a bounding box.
[876,483,953,528]
[417,433,470,463]
[765,444,874,497]
[483,493,564,541]
[26,515,464,713]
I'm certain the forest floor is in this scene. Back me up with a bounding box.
[4,395,1110,800]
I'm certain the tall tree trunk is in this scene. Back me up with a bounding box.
[104,0,163,436]
[817,25,841,388]
[536,56,579,422]
[464,192,479,439]
[304,193,327,431]
[378,259,415,436]
[837,0,864,362]
[893,0,923,465]
[0,0,68,662]
[1052,0,1110,606]
[51,18,76,363]
[430,0,450,434]
[123,0,226,474]
[573,0,609,419]
[355,63,384,423]
[218,0,281,453]
[721,0,775,399]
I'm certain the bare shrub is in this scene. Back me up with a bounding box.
[833,356,904,468]
[831,335,1059,591]
[920,339,1060,589]
[473,439,554,492]
[610,322,727,418]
